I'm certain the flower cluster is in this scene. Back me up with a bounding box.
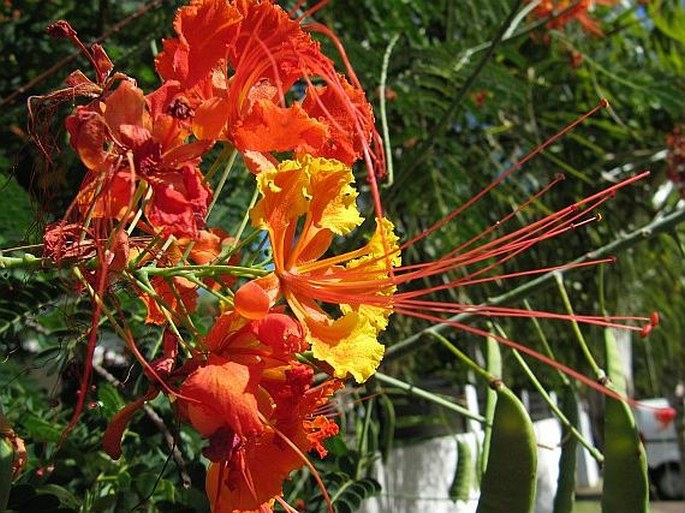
[527,0,619,36]
[38,1,395,511]
[32,1,662,511]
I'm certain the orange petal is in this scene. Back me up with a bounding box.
[235,280,272,320]
[233,100,326,153]
[206,432,302,512]
[65,109,109,172]
[193,96,230,141]
[103,80,149,143]
[155,0,242,88]
[103,389,159,459]
[242,150,278,175]
[182,361,263,438]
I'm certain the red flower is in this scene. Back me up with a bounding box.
[528,0,619,36]
[65,79,211,237]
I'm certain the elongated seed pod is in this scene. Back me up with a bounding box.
[553,385,579,513]
[480,335,501,477]
[0,436,13,512]
[476,384,537,513]
[450,438,474,502]
[601,328,648,513]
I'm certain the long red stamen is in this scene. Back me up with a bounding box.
[398,100,609,251]
[393,306,656,410]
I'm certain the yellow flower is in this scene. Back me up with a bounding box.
[242,155,400,382]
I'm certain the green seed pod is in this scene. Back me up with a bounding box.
[476,384,537,513]
[601,328,649,513]
[0,436,13,512]
[449,438,474,502]
[480,335,502,477]
[553,385,579,513]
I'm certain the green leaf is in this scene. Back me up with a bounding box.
[36,485,81,509]
[23,414,62,443]
[0,174,34,247]
[650,1,685,44]
[97,384,125,419]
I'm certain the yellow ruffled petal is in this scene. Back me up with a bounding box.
[250,155,363,236]
[341,217,401,330]
[306,156,363,235]
[249,159,311,230]
[307,311,384,383]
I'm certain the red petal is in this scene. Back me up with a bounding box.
[254,314,306,354]
[103,389,159,459]
[301,76,374,165]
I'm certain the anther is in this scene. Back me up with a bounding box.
[639,323,652,338]
[650,311,660,327]
[168,97,195,120]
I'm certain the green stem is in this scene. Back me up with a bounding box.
[0,253,46,270]
[127,271,190,344]
[203,145,234,184]
[428,330,495,384]
[355,397,374,480]
[523,299,570,387]
[504,333,604,462]
[374,372,486,424]
[183,274,233,305]
[219,185,260,264]
[554,273,604,381]
[379,33,399,187]
[206,149,239,221]
[138,264,269,279]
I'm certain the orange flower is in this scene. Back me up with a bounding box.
[154,0,375,171]
[177,311,339,512]
[235,155,400,382]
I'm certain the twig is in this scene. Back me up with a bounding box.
[374,372,486,423]
[0,0,165,109]
[92,362,191,489]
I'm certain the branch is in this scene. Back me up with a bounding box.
[0,0,165,109]
[92,363,191,489]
